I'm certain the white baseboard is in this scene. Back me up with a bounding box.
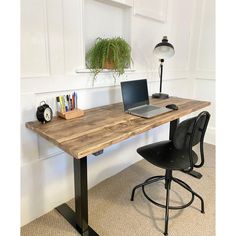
[204,126,215,145]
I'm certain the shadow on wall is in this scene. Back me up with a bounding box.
[87,124,169,189]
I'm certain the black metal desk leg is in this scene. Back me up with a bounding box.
[56,157,99,236]
[74,157,88,232]
[169,119,179,140]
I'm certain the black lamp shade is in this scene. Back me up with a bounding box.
[154,36,175,59]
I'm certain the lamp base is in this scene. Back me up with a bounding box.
[152,93,169,99]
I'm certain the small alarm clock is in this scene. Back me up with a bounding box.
[36,101,53,123]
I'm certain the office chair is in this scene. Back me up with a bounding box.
[130,111,210,235]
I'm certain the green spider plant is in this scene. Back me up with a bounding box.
[86,37,132,78]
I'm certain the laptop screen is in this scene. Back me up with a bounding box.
[121,79,149,111]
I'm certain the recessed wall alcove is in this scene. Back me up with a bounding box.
[76,0,134,72]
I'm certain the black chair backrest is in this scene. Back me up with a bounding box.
[173,111,210,150]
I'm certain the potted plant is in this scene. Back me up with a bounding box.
[86,37,132,78]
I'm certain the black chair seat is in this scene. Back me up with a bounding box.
[132,111,211,235]
[137,140,198,171]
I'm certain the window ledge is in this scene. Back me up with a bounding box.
[75,68,136,73]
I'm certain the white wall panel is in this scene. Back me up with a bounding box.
[168,0,195,71]
[193,0,215,144]
[196,0,215,71]
[134,0,167,22]
[131,16,167,70]
[194,79,215,144]
[46,0,65,75]
[84,0,128,53]
[21,0,49,77]
[63,0,84,73]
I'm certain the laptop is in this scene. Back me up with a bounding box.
[120,79,172,118]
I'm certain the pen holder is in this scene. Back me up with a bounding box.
[57,108,85,120]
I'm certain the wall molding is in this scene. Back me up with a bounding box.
[43,0,51,76]
[195,77,215,81]
[194,69,215,80]
[21,150,65,167]
[95,0,133,8]
[133,0,168,22]
[21,69,190,94]
[79,0,85,69]
[75,68,136,73]
[21,0,51,78]
[21,74,51,80]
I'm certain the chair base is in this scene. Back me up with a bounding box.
[130,171,205,235]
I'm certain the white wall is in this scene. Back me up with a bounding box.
[190,0,215,144]
[21,0,215,226]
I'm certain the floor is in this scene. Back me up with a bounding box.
[21,143,215,236]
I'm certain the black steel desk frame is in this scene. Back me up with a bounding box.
[55,119,179,236]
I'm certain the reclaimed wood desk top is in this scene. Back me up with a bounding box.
[26,97,210,159]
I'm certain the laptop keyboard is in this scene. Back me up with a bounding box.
[132,105,159,113]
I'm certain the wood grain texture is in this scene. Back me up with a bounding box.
[26,97,210,159]
[57,108,85,120]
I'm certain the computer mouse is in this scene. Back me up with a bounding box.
[166,104,179,110]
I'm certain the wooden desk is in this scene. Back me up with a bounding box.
[26,97,210,236]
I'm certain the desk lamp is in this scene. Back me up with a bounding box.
[152,36,175,99]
